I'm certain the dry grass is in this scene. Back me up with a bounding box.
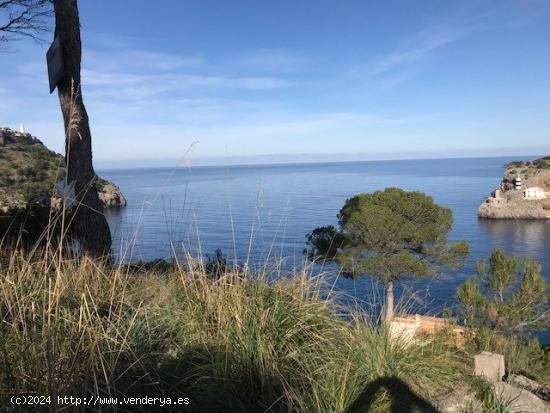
[0,245,469,412]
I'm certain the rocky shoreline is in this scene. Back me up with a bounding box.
[479,195,550,220]
[97,182,127,209]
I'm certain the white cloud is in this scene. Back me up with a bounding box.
[367,30,461,78]
[77,43,295,104]
[81,71,292,102]
[356,0,550,88]
[235,49,310,73]
[82,70,150,86]
[84,111,388,160]
[355,23,469,88]
[85,49,203,72]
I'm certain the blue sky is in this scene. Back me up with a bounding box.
[1,0,550,165]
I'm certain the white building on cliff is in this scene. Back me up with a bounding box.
[524,187,547,200]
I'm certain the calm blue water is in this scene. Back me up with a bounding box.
[100,157,550,335]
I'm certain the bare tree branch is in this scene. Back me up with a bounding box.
[0,0,52,46]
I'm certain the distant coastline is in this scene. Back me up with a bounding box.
[95,153,550,171]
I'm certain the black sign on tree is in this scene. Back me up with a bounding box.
[46,35,63,93]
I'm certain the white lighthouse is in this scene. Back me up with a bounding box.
[19,124,26,134]
[514,176,522,190]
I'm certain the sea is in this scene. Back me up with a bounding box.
[100,157,550,338]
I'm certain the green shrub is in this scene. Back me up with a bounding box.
[456,250,549,335]
[456,250,550,387]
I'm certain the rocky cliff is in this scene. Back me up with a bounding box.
[478,157,550,220]
[0,127,126,212]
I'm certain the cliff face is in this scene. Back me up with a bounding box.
[97,181,127,208]
[478,197,550,219]
[0,127,126,212]
[478,157,550,220]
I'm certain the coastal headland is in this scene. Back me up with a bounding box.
[479,157,550,219]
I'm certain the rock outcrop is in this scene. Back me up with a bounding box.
[509,374,550,402]
[478,157,550,220]
[98,182,127,208]
[478,196,550,219]
[493,381,550,413]
[436,382,550,413]
[435,387,484,412]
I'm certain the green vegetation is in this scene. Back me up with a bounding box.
[0,227,549,410]
[305,225,344,260]
[471,378,512,413]
[0,252,466,412]
[0,128,113,210]
[457,249,550,335]
[1,147,549,410]
[0,128,119,249]
[307,188,469,322]
[0,131,65,247]
[505,157,550,172]
[466,329,550,388]
[503,156,550,183]
[0,134,65,207]
[456,249,550,387]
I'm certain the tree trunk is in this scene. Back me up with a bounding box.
[53,0,111,258]
[384,279,395,323]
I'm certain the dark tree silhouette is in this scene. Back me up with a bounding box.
[52,0,112,257]
[2,0,111,257]
[0,0,51,45]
